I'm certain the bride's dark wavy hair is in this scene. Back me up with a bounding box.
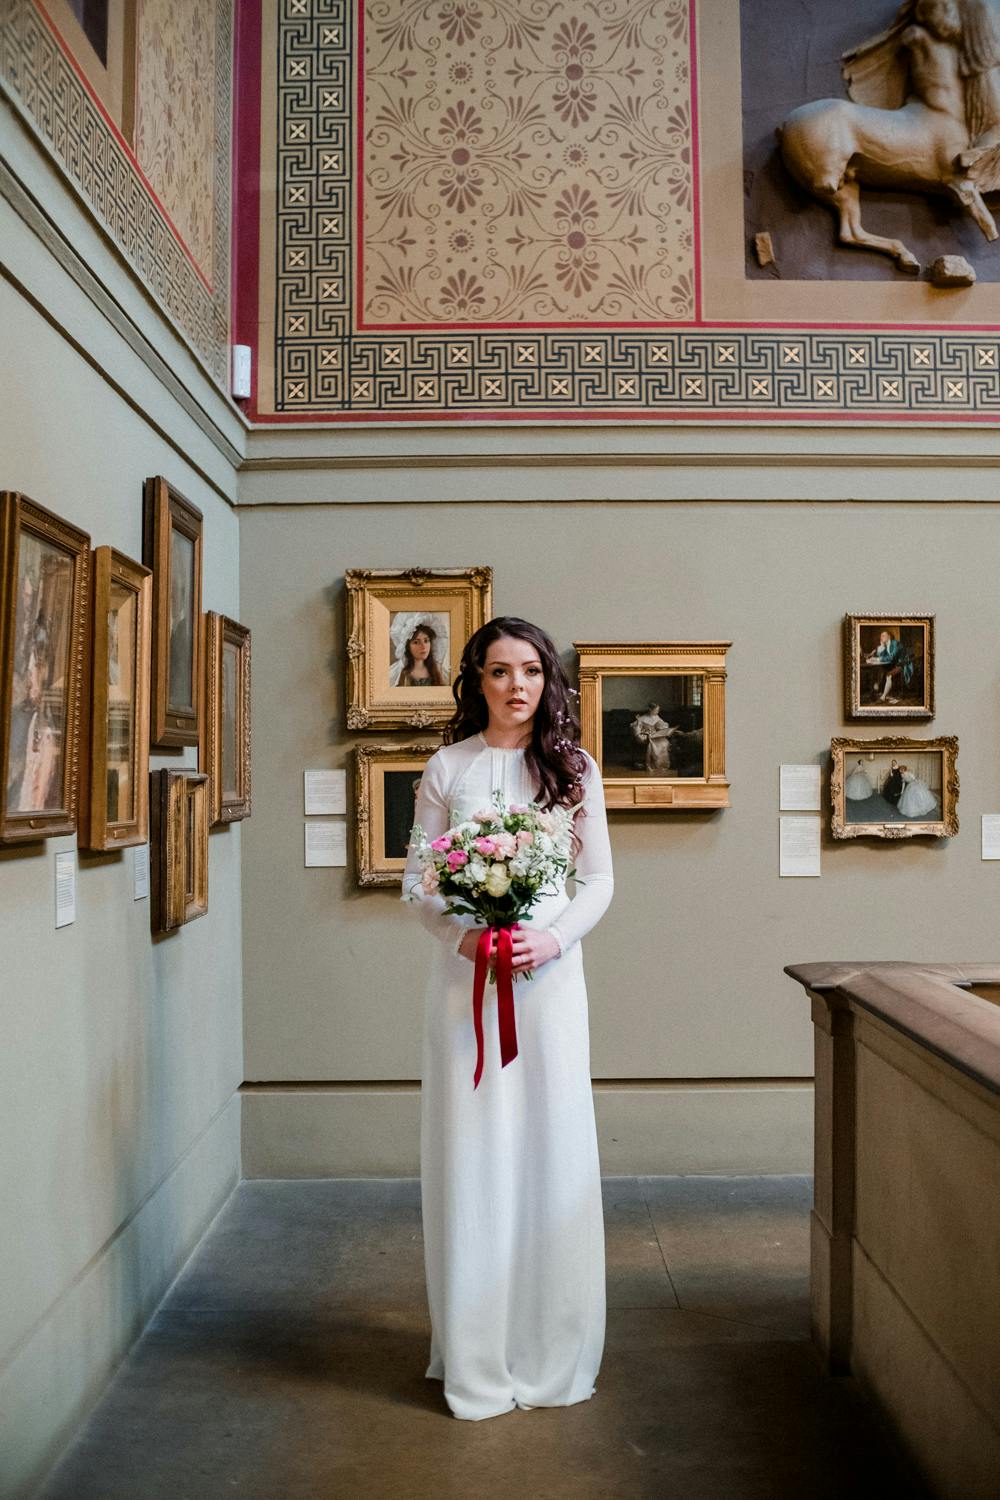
[445,616,587,810]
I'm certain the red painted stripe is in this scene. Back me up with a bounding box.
[232,0,263,404]
[689,0,702,322]
[248,406,1000,426]
[356,0,366,339]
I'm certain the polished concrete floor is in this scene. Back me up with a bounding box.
[38,1177,929,1500]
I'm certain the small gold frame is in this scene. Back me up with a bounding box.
[575,641,731,811]
[844,613,935,721]
[355,742,438,886]
[201,612,252,826]
[830,735,958,840]
[81,546,152,851]
[150,769,210,933]
[0,492,90,844]
[345,567,492,730]
[143,475,203,748]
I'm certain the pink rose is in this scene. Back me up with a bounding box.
[516,830,534,846]
[446,850,469,870]
[473,809,498,823]
[495,831,517,857]
[509,803,529,814]
[430,836,452,852]
[421,865,440,893]
[474,836,498,855]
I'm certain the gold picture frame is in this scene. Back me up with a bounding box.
[201,612,251,826]
[345,567,493,730]
[143,475,203,748]
[844,613,935,721]
[0,492,90,844]
[355,742,438,886]
[81,546,152,851]
[575,641,731,811]
[150,768,209,933]
[830,735,959,840]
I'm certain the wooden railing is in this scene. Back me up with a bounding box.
[785,961,1000,1500]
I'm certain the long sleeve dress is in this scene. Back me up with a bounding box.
[402,732,614,1421]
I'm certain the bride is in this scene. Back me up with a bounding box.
[403,616,614,1421]
[897,764,939,819]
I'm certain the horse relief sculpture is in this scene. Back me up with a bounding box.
[778,0,1000,273]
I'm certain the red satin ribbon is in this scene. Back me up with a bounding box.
[472,923,520,1090]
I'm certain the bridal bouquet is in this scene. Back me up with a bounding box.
[408,791,576,1088]
[409,789,575,939]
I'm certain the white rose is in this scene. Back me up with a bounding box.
[484,864,511,897]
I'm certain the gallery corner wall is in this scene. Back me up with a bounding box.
[0,9,244,1492]
[236,481,1000,1181]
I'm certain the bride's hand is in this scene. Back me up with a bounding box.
[510,927,560,974]
[458,928,496,963]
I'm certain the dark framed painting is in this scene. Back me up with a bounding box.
[575,641,731,811]
[201,612,251,826]
[81,546,152,851]
[830,736,958,840]
[344,567,492,730]
[354,742,438,885]
[143,475,203,747]
[0,492,90,844]
[150,768,209,933]
[844,613,935,721]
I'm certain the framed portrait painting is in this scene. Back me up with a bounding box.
[345,567,492,730]
[143,475,203,747]
[81,546,152,851]
[575,641,731,810]
[830,736,958,840]
[355,742,438,885]
[844,613,934,721]
[150,768,209,933]
[0,492,90,844]
[201,612,251,826]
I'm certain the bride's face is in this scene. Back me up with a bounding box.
[480,635,545,735]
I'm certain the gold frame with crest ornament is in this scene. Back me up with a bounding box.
[830,735,958,840]
[345,567,492,730]
[355,742,438,886]
[575,640,731,811]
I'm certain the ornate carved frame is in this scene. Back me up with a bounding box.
[345,567,493,730]
[150,768,209,933]
[830,735,959,840]
[201,612,252,826]
[81,545,152,851]
[143,475,203,748]
[0,492,90,844]
[355,741,438,887]
[575,641,731,811]
[844,612,935,722]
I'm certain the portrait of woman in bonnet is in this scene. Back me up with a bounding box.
[389,612,449,688]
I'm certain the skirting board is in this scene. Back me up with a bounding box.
[0,1096,240,1500]
[241,1083,814,1178]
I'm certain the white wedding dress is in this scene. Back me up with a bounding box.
[402,732,614,1421]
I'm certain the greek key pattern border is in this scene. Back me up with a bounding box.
[1,0,232,385]
[269,0,1000,420]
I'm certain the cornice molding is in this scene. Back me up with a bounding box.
[239,450,1000,473]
